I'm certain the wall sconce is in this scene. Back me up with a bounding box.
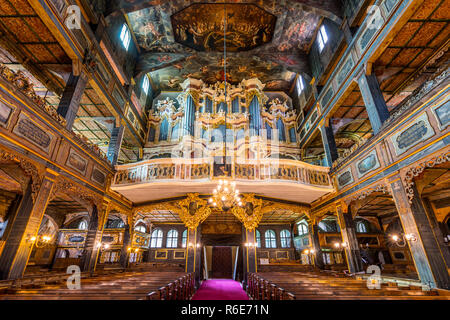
[391,233,417,247]
[333,242,347,250]
[96,242,110,251]
[303,248,315,255]
[244,242,256,247]
[188,242,201,248]
[27,234,53,248]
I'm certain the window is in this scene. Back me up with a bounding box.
[356,221,368,233]
[142,76,149,95]
[120,23,131,50]
[298,223,308,236]
[135,225,146,233]
[78,220,88,230]
[256,230,261,248]
[166,229,178,248]
[182,229,187,248]
[265,230,277,248]
[296,75,305,94]
[317,25,328,52]
[150,229,163,248]
[280,229,291,248]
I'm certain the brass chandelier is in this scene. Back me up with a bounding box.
[209,4,242,211]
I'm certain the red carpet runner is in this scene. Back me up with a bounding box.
[192,279,249,300]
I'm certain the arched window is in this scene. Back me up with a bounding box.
[182,229,187,248]
[298,223,308,235]
[280,229,291,248]
[265,230,276,248]
[317,25,328,52]
[150,229,163,248]
[356,221,368,233]
[166,229,178,248]
[78,220,88,230]
[120,23,131,50]
[256,230,261,248]
[135,225,146,233]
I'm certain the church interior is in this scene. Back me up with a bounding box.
[0,0,448,301]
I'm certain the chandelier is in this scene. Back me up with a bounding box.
[209,4,242,211]
[209,179,242,210]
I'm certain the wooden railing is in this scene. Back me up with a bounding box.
[113,158,331,188]
[246,273,296,300]
[146,273,196,300]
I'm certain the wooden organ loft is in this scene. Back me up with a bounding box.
[0,0,448,301]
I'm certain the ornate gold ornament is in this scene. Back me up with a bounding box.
[177,193,212,229]
[0,149,43,202]
[231,194,263,231]
[403,151,450,203]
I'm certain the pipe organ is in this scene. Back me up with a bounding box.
[145,78,301,161]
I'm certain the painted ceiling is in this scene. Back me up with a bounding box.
[123,0,324,92]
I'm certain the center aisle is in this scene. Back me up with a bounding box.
[192,279,249,300]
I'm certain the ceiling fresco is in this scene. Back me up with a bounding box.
[123,0,324,92]
[171,3,276,52]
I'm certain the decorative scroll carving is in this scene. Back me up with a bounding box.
[51,176,103,211]
[0,149,42,202]
[176,193,212,229]
[345,183,391,205]
[403,151,450,203]
[0,63,67,127]
[231,194,263,231]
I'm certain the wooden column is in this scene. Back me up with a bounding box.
[319,123,339,167]
[106,125,125,166]
[311,223,324,269]
[185,227,199,274]
[389,175,450,289]
[245,228,257,274]
[80,204,104,273]
[423,199,450,268]
[357,72,390,134]
[0,171,56,280]
[336,205,364,273]
[119,224,131,269]
[57,72,88,130]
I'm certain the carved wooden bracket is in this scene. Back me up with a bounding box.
[231,194,263,231]
[176,193,212,230]
[403,151,450,203]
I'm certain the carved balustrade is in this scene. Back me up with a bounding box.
[113,158,331,188]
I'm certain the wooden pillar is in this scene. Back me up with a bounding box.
[0,171,56,280]
[336,205,364,273]
[245,228,257,274]
[357,72,390,134]
[311,223,324,269]
[80,204,104,273]
[319,123,338,167]
[389,175,450,289]
[185,227,199,274]
[57,72,87,130]
[107,125,125,166]
[119,224,131,269]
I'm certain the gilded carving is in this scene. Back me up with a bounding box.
[403,151,450,203]
[0,149,43,202]
[231,194,263,231]
[177,193,212,229]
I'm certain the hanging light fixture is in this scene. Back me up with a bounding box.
[209,4,241,211]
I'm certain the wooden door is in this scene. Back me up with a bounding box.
[211,246,232,279]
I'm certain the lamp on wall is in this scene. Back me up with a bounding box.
[27,234,53,248]
[333,242,347,250]
[244,242,257,247]
[391,233,417,247]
